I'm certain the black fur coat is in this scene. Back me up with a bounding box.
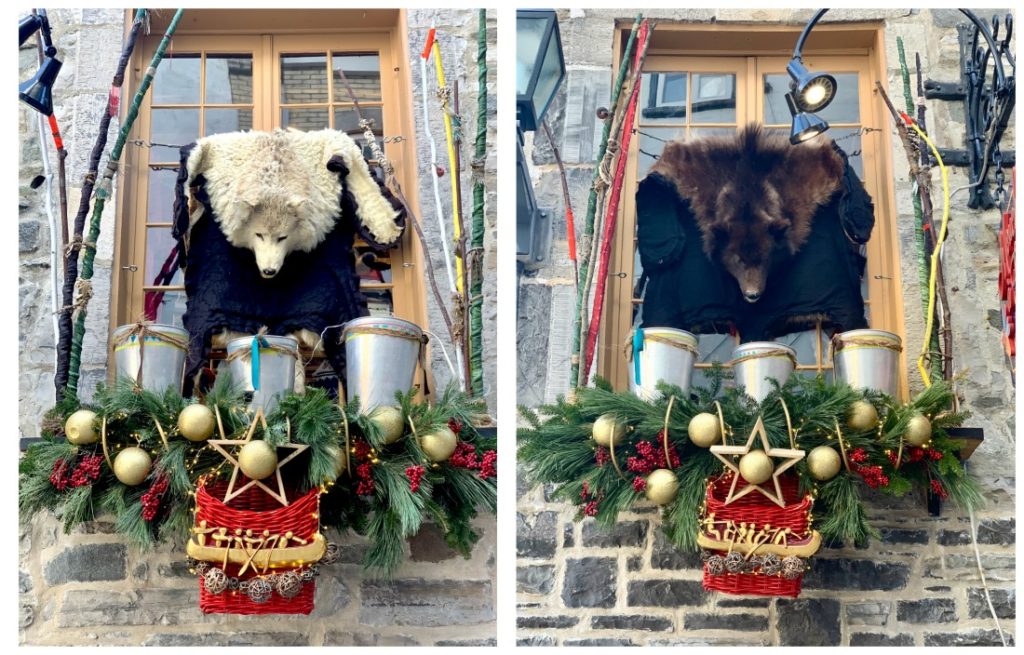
[635,127,874,340]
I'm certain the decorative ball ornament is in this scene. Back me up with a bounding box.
[706,554,726,576]
[420,426,458,462]
[371,406,406,444]
[687,412,721,448]
[807,445,842,481]
[724,551,745,573]
[905,414,932,447]
[112,447,152,486]
[247,577,273,604]
[177,404,216,442]
[591,413,627,447]
[321,542,340,565]
[275,571,303,599]
[202,567,228,595]
[781,556,805,579]
[738,450,773,485]
[847,400,879,431]
[64,409,99,445]
[238,441,279,480]
[644,468,679,505]
[761,553,783,575]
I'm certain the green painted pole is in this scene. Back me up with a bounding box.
[468,9,487,397]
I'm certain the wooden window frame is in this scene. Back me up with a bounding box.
[601,21,907,398]
[110,10,429,379]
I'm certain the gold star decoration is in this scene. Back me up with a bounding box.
[709,415,805,508]
[208,408,308,507]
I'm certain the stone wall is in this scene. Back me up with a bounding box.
[19,9,496,646]
[517,8,1016,646]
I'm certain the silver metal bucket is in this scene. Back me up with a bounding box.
[112,324,189,394]
[832,329,902,396]
[225,335,299,414]
[343,316,423,412]
[731,341,797,403]
[625,327,698,401]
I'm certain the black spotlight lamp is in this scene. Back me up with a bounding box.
[786,9,837,143]
[19,9,62,116]
[786,90,829,144]
[516,9,565,132]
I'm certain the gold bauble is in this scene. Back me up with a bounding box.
[64,409,99,445]
[112,447,152,486]
[420,426,458,462]
[177,404,216,442]
[687,412,721,448]
[807,445,842,481]
[370,406,406,445]
[333,446,349,477]
[738,450,774,485]
[847,400,879,432]
[592,413,627,447]
[645,468,679,505]
[238,441,279,480]
[905,414,932,447]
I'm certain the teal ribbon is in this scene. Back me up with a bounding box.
[250,336,263,391]
[633,328,644,385]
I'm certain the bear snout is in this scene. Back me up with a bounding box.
[261,267,279,278]
[743,290,762,303]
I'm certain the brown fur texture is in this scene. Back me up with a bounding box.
[649,125,844,301]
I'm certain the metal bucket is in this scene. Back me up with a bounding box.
[225,335,299,414]
[731,342,797,403]
[343,316,423,411]
[625,327,698,401]
[832,329,902,396]
[112,324,189,394]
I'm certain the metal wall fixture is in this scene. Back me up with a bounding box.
[923,11,1016,210]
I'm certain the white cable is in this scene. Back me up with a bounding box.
[965,464,1008,646]
[423,329,458,381]
[36,113,60,366]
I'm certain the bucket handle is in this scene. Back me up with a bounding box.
[632,328,644,386]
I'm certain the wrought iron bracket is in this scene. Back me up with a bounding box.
[930,148,1015,168]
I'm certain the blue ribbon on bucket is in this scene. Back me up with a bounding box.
[633,328,644,386]
[250,335,265,391]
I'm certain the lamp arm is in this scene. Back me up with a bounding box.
[958,9,1007,88]
[791,8,828,60]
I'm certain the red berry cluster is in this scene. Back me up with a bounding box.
[49,459,72,491]
[352,440,375,495]
[448,442,497,480]
[887,446,944,465]
[580,482,599,516]
[632,476,647,493]
[595,447,610,467]
[70,455,103,488]
[447,418,464,435]
[626,435,680,474]
[849,448,890,489]
[405,465,426,493]
[140,476,169,522]
[930,478,949,500]
[479,450,497,480]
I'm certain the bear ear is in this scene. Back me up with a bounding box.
[286,195,307,210]
[237,192,260,210]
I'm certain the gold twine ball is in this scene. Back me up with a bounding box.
[592,413,627,447]
[645,468,679,505]
[64,409,99,445]
[113,447,152,486]
[687,412,721,448]
[905,414,932,447]
[238,441,278,480]
[177,404,216,442]
[370,406,406,444]
[847,400,879,432]
[421,426,458,462]
[738,450,774,485]
[807,445,842,481]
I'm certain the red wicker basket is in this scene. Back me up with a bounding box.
[194,481,321,615]
[701,473,813,598]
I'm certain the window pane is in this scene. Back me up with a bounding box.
[334,106,384,138]
[763,72,860,125]
[363,288,394,316]
[205,54,253,104]
[146,168,179,221]
[691,73,736,123]
[281,107,329,131]
[636,126,682,178]
[205,108,253,135]
[144,290,187,326]
[152,54,200,104]
[144,227,183,286]
[332,53,382,103]
[281,54,329,103]
[639,72,688,124]
[150,108,199,162]
[829,128,863,177]
[774,329,820,366]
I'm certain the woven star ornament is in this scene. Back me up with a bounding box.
[709,416,805,508]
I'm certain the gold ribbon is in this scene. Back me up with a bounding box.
[100,415,112,469]
[113,320,190,389]
[714,400,728,446]
[730,349,798,368]
[623,333,699,360]
[662,395,676,468]
[779,397,797,449]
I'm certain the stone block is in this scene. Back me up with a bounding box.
[967,587,1015,619]
[802,558,910,590]
[627,579,705,607]
[897,598,957,623]
[434,638,497,646]
[685,612,768,632]
[517,615,579,629]
[591,614,673,631]
[581,519,647,548]
[937,529,971,546]
[651,530,703,570]
[976,518,1014,545]
[562,557,616,608]
[19,221,40,253]
[144,632,311,647]
[776,598,841,646]
[879,528,929,544]
[846,601,891,626]
[518,636,555,647]
[517,565,555,595]
[44,543,127,585]
[924,629,1014,647]
[563,523,575,547]
[19,570,32,594]
[409,523,458,562]
[563,638,636,646]
[358,578,494,626]
[850,632,915,646]
[517,511,558,559]
[717,597,770,608]
[58,588,204,628]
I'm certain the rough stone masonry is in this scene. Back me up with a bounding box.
[19,9,496,646]
[517,8,1015,646]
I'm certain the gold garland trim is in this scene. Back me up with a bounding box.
[662,395,676,467]
[714,400,727,445]
[100,415,112,469]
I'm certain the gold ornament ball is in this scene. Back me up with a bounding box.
[905,414,932,447]
[847,400,879,431]
[371,406,406,444]
[738,450,774,485]
[333,447,349,477]
[645,468,679,505]
[807,445,842,481]
[687,412,721,448]
[420,426,458,462]
[178,404,216,442]
[238,441,279,480]
[592,413,627,447]
[64,409,99,445]
[113,447,152,486]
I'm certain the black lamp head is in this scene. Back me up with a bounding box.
[786,58,837,113]
[19,56,62,116]
[785,90,828,145]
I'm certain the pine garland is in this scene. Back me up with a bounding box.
[519,375,981,551]
[19,379,496,575]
